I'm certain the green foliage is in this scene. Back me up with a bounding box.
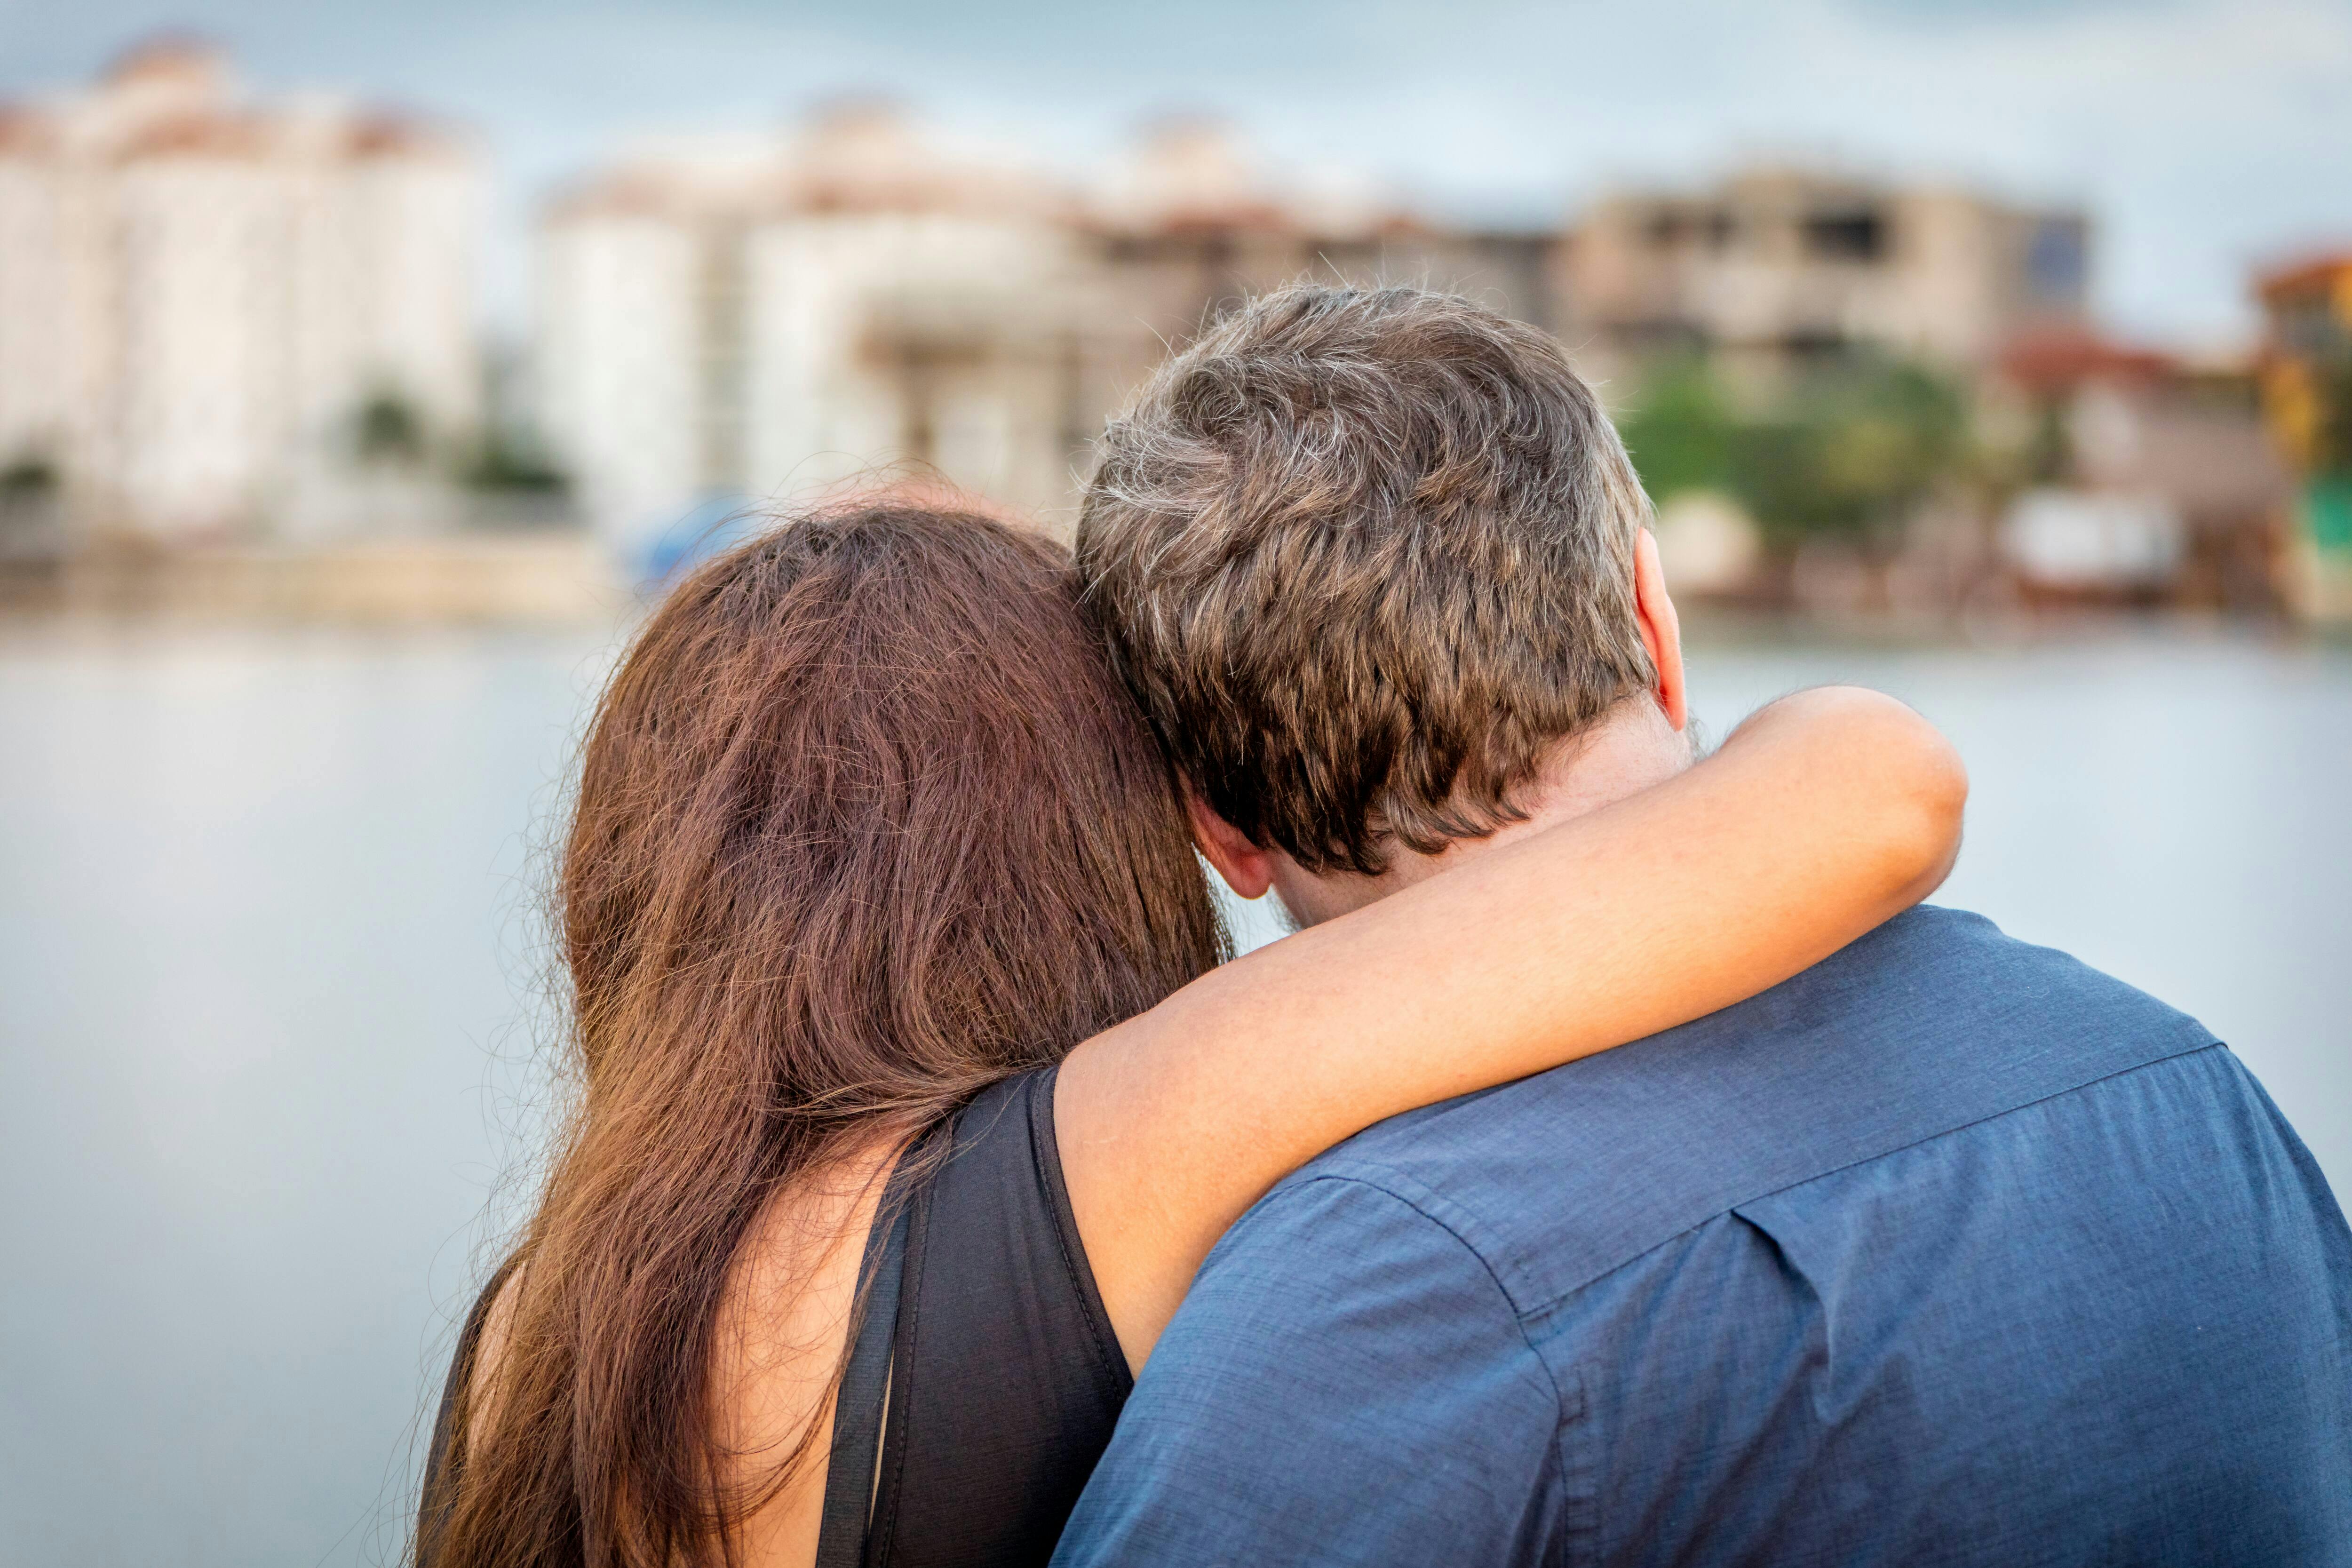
[0,454,58,497]
[1616,358,1736,501]
[354,390,427,465]
[1621,351,1970,549]
[2023,398,2071,486]
[2311,355,2352,478]
[461,428,571,494]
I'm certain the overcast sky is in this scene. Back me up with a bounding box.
[5,0,2347,346]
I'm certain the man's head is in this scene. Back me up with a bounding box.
[1078,282,1687,923]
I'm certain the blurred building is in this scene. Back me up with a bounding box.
[1564,167,2089,390]
[1991,331,2290,609]
[0,41,481,548]
[1091,120,1561,391]
[541,111,1566,553]
[540,105,1115,552]
[2255,252,2352,622]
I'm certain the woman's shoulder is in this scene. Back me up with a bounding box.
[865,1062,1131,1560]
[921,1063,1120,1381]
[944,1063,1057,1154]
[418,1254,524,1544]
[955,1062,1057,1121]
[934,1065,1087,1265]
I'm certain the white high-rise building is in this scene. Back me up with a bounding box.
[539,111,1579,556]
[540,106,1117,551]
[0,41,481,543]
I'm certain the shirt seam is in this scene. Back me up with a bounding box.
[1328,1035,2227,1325]
[1272,1173,1582,1435]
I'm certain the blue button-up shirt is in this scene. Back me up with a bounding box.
[1054,908,2352,1566]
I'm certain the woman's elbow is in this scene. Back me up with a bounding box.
[1868,703,1968,903]
[1732,684,1968,906]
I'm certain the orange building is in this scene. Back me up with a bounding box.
[2255,253,2352,621]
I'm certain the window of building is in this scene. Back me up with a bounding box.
[1783,328,1851,362]
[2279,300,2345,358]
[2027,218,2087,303]
[1802,209,1885,263]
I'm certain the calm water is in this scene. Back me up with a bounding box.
[2,623,2346,1566]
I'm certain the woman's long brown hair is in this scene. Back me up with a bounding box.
[421,503,1227,1568]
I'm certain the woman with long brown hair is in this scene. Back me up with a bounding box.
[417,499,1964,1568]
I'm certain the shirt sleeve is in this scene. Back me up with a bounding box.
[1049,1172,1572,1568]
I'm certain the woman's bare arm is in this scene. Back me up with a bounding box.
[1057,686,1966,1369]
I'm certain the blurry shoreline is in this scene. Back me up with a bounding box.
[1675,601,2337,653]
[1,556,2339,659]
[0,537,631,630]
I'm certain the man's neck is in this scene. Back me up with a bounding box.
[1504,697,1695,833]
[1266,698,1694,927]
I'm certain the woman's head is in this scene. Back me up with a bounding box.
[428,501,1224,1568]
[566,499,1224,1116]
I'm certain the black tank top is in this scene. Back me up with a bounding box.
[419,1065,1131,1568]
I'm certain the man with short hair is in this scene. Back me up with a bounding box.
[1055,284,2352,1566]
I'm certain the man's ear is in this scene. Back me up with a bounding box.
[1632,526,1689,733]
[1185,792,1276,901]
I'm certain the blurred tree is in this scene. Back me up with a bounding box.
[0,453,64,565]
[1622,352,1968,551]
[354,389,427,465]
[461,429,570,494]
[1619,357,1737,501]
[0,454,57,497]
[2310,353,2352,478]
[2023,397,2072,486]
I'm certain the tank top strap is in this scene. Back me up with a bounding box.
[813,1118,948,1568]
[861,1065,1134,1567]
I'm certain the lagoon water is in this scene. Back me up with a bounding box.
[3,622,2347,1566]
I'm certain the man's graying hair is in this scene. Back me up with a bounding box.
[1077,283,1659,876]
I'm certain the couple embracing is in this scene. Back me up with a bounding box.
[420,286,2351,1568]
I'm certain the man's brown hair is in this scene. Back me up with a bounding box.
[1077,283,1658,876]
